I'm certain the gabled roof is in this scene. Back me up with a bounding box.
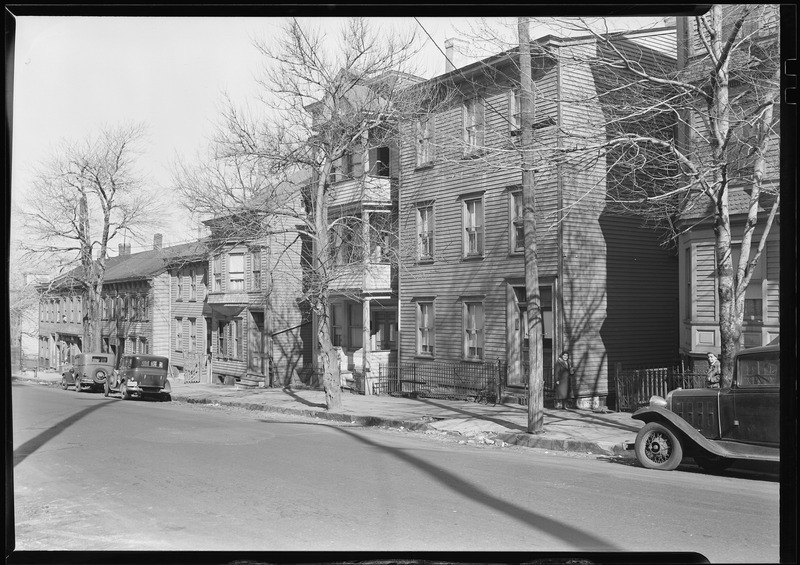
[40,240,208,292]
[678,183,778,223]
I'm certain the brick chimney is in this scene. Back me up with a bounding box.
[153,233,163,250]
[118,243,131,257]
[444,38,468,73]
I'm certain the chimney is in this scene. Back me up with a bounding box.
[118,243,131,257]
[444,38,468,73]
[153,233,163,250]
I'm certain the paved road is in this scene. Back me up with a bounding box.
[10,381,780,561]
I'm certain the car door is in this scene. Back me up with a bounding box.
[723,351,780,446]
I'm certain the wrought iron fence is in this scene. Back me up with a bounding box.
[613,364,705,412]
[377,361,503,401]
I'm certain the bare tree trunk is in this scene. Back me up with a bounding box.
[520,17,545,433]
[313,175,343,411]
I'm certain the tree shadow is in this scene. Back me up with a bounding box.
[410,396,528,433]
[313,421,622,551]
[280,387,326,409]
[13,398,112,467]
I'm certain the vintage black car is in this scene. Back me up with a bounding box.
[632,345,779,471]
[105,354,172,401]
[61,352,115,393]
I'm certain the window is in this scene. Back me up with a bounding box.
[232,318,242,359]
[228,253,244,290]
[463,98,484,153]
[101,297,108,320]
[369,146,390,177]
[331,216,363,266]
[212,256,222,292]
[417,204,435,261]
[251,250,261,291]
[130,295,138,321]
[142,296,150,321]
[509,89,521,133]
[416,117,435,166]
[175,318,183,352]
[189,318,197,353]
[140,338,148,354]
[331,304,344,347]
[463,301,485,360]
[349,303,363,349]
[510,190,524,252]
[190,269,197,301]
[176,269,184,300]
[463,196,484,257]
[417,301,435,356]
[730,243,765,323]
[217,321,227,356]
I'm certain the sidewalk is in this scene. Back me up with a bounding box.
[12,369,643,458]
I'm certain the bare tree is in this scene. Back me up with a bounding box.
[19,123,161,353]
[544,6,781,383]
[175,18,433,411]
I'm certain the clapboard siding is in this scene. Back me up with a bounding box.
[765,238,780,321]
[151,273,172,357]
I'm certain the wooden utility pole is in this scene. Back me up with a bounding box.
[519,17,545,433]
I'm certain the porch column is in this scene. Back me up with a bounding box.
[362,297,373,395]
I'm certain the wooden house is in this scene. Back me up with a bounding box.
[397,28,680,409]
[37,235,208,373]
[674,6,781,365]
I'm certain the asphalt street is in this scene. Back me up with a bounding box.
[10,381,780,561]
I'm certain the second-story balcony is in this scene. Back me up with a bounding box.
[329,261,393,294]
[329,175,393,208]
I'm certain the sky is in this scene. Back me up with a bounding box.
[8,13,667,266]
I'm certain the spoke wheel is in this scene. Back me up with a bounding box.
[634,422,684,471]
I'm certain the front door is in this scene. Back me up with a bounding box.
[248,311,266,376]
[508,285,553,388]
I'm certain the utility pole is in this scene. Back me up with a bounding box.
[519,17,545,433]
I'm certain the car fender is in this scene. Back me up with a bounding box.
[632,406,729,458]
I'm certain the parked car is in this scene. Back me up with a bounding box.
[631,344,780,471]
[61,352,115,393]
[105,354,172,401]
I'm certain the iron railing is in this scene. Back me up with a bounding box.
[613,364,705,412]
[377,361,503,401]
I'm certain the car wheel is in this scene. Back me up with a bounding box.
[104,379,110,397]
[694,454,733,473]
[61,376,68,390]
[93,368,108,384]
[74,379,81,393]
[120,383,129,400]
[162,393,172,402]
[634,422,684,471]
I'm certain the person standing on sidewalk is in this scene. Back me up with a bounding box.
[706,352,721,388]
[555,351,574,409]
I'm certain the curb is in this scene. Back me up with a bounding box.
[13,376,633,458]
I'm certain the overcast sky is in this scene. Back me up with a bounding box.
[8,14,667,262]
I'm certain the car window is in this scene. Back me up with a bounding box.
[736,353,780,386]
[91,356,108,363]
[141,359,165,368]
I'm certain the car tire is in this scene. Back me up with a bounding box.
[694,454,733,473]
[634,422,684,471]
[74,379,82,393]
[104,379,110,397]
[93,368,108,384]
[61,376,68,390]
[162,393,172,402]
[120,383,129,400]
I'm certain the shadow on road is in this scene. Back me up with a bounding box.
[259,419,621,551]
[13,397,112,467]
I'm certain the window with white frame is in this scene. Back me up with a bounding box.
[175,317,183,352]
[176,269,183,300]
[463,301,485,360]
[509,89,521,133]
[228,253,245,290]
[217,320,227,356]
[463,98,484,153]
[331,304,344,347]
[189,318,197,353]
[212,256,222,292]
[417,301,435,356]
[510,190,524,252]
[232,318,242,359]
[251,250,261,291]
[190,269,197,301]
[416,117,435,166]
[730,244,765,323]
[463,196,484,257]
[417,204,435,261]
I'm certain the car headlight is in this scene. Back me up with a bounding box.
[649,395,667,408]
